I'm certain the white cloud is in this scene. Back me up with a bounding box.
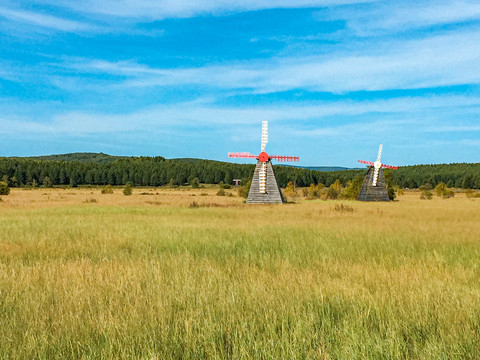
[31,0,376,19]
[1,94,479,136]
[0,6,95,32]
[61,28,480,94]
[325,0,480,36]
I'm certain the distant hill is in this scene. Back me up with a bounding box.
[26,152,127,163]
[23,154,357,171]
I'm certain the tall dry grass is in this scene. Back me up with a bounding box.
[0,188,479,359]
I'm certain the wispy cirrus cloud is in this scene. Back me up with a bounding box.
[0,6,96,32]
[1,94,479,135]
[325,0,480,36]
[29,0,377,19]
[56,28,480,94]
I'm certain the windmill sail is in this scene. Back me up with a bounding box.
[372,144,383,186]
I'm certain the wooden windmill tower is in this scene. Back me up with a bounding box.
[228,121,299,204]
[357,144,398,201]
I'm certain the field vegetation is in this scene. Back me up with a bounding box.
[0,187,479,359]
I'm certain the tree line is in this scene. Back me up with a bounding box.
[0,155,479,189]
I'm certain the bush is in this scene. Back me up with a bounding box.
[465,189,474,198]
[434,182,455,199]
[326,187,339,200]
[387,186,396,201]
[341,176,363,200]
[43,176,52,188]
[283,181,297,201]
[238,180,251,198]
[0,181,10,195]
[217,188,226,196]
[305,183,325,199]
[420,190,433,200]
[190,177,200,188]
[123,182,133,196]
[101,184,114,194]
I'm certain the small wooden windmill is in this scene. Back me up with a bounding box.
[357,144,398,201]
[228,121,299,204]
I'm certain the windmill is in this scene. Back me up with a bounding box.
[357,144,398,201]
[228,121,299,204]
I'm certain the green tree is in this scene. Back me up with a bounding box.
[384,170,397,201]
[190,177,200,188]
[102,184,114,194]
[420,190,433,200]
[307,183,318,199]
[326,187,339,200]
[341,176,363,200]
[434,182,455,199]
[1,175,9,186]
[43,176,52,188]
[331,179,343,192]
[123,182,133,196]
[0,181,10,195]
[238,179,251,198]
[283,181,297,200]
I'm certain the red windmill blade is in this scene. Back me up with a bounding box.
[228,121,299,195]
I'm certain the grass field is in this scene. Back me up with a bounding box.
[0,187,479,359]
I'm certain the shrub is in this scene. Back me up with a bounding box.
[190,177,200,188]
[238,180,251,198]
[465,189,474,198]
[123,182,133,196]
[434,182,455,199]
[217,188,226,196]
[420,190,433,200]
[2,175,9,185]
[330,179,343,192]
[0,181,10,195]
[101,185,114,194]
[341,176,363,200]
[326,187,339,200]
[43,176,52,188]
[387,186,396,201]
[283,181,297,201]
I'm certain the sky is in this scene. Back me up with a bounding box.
[1,0,480,167]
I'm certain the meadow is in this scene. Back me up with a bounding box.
[0,187,479,359]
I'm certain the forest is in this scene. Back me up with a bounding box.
[1,153,480,189]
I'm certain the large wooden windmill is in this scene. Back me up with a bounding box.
[228,121,299,204]
[357,144,398,201]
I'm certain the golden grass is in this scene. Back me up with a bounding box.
[0,188,479,359]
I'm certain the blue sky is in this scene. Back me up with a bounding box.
[1,0,480,166]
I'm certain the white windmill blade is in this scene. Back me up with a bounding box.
[372,167,380,186]
[261,121,268,152]
[372,144,383,186]
[259,162,267,193]
[376,144,383,163]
